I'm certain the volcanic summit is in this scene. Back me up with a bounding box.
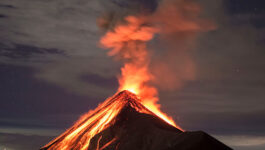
[41,90,232,150]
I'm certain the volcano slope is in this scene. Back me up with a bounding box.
[41,91,232,150]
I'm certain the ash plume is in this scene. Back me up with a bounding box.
[98,0,215,92]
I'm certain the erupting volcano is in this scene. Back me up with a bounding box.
[41,90,231,150]
[41,1,231,149]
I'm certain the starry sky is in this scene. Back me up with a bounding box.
[0,0,265,150]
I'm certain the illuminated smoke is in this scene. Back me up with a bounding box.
[99,0,214,129]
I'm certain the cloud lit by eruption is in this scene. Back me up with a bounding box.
[100,16,158,102]
[99,0,214,128]
[149,0,215,90]
[99,0,215,91]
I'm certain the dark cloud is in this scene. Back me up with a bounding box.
[0,42,63,59]
[0,4,15,9]
[0,14,7,18]
[111,0,158,13]
[0,133,53,150]
[225,0,265,14]
[223,0,265,29]
[216,135,265,150]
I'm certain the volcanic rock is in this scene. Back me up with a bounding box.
[41,90,232,150]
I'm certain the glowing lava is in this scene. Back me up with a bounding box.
[41,91,181,150]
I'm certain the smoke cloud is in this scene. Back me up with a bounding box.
[98,0,215,91]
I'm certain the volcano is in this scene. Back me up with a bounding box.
[41,90,232,150]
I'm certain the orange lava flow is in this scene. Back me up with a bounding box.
[41,91,175,150]
[42,96,124,150]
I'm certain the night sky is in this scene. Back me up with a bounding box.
[0,0,265,150]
